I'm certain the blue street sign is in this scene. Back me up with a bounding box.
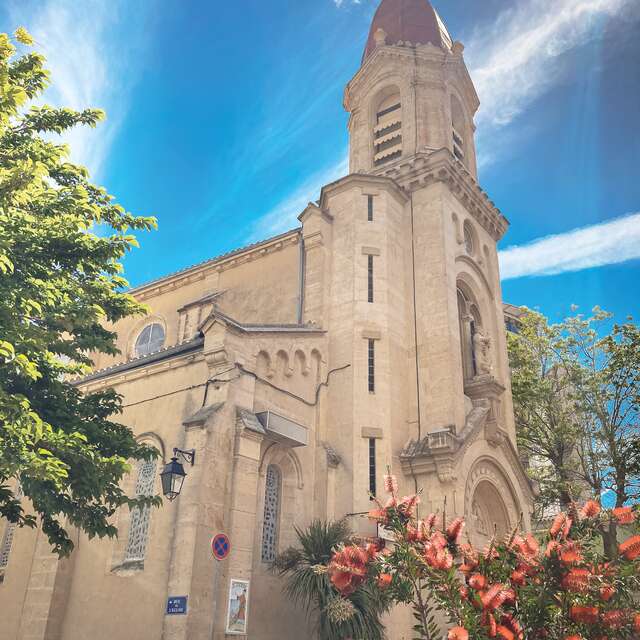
[166,596,188,615]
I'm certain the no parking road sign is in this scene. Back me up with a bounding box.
[212,533,231,561]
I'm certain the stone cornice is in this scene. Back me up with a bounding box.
[319,173,408,210]
[131,229,301,302]
[374,149,509,241]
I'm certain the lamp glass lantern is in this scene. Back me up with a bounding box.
[160,448,195,501]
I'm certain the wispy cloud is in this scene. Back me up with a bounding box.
[248,153,349,241]
[498,212,640,280]
[467,0,629,131]
[5,0,150,178]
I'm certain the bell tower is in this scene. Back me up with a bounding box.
[344,0,479,178]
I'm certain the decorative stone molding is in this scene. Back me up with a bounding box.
[374,149,508,241]
[464,375,505,445]
[323,442,342,469]
[361,427,383,439]
[361,246,381,256]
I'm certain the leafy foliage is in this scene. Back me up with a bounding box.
[0,29,158,555]
[272,519,390,640]
[507,308,640,542]
[329,477,640,640]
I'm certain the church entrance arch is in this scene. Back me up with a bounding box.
[464,458,519,547]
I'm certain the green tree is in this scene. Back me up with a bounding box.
[273,519,389,640]
[0,29,158,556]
[508,307,640,554]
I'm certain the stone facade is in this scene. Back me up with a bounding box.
[0,1,535,639]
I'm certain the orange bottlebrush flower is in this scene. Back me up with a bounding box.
[599,585,615,602]
[430,530,448,550]
[368,508,387,522]
[406,525,419,542]
[365,542,378,561]
[580,500,601,519]
[446,517,465,544]
[459,585,469,600]
[612,506,635,525]
[424,512,437,530]
[398,494,420,516]
[619,534,640,561]
[601,610,626,630]
[561,568,592,593]
[469,573,487,590]
[564,636,584,640]
[560,546,583,566]
[634,612,640,632]
[502,588,517,606]
[496,624,515,640]
[376,573,392,588]
[569,605,599,625]
[426,548,453,570]
[522,533,540,557]
[545,540,561,557]
[383,473,398,494]
[510,569,526,586]
[448,626,469,640]
[500,614,523,639]
[481,584,508,611]
[550,512,572,539]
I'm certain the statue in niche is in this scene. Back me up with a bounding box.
[473,330,493,376]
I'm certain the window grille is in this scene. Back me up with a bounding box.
[134,323,165,358]
[367,195,374,222]
[261,465,281,563]
[368,339,375,393]
[367,255,374,303]
[124,458,157,563]
[368,439,377,497]
[0,485,22,576]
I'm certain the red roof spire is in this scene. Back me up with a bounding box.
[362,0,452,64]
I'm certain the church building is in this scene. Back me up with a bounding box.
[0,1,535,638]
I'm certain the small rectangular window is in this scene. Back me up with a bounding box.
[367,255,374,303]
[368,438,377,498]
[367,195,374,221]
[368,339,375,393]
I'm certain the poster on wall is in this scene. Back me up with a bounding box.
[225,578,250,635]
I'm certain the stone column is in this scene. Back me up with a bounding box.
[160,414,213,640]
[212,424,264,640]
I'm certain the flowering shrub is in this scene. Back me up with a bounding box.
[327,477,640,640]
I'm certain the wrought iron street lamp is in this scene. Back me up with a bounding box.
[160,448,195,501]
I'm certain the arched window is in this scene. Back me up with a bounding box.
[463,222,475,255]
[261,465,281,563]
[451,94,467,166]
[134,323,165,358]
[124,457,157,564]
[373,91,402,167]
[1,485,22,581]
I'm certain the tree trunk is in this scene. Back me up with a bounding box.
[601,520,618,560]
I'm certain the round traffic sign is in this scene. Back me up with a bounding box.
[211,533,231,561]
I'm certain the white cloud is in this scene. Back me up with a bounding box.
[249,154,349,241]
[466,0,629,131]
[498,212,640,280]
[7,0,148,178]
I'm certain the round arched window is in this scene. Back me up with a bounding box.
[463,222,474,255]
[134,323,165,358]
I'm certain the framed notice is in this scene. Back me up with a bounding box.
[225,578,249,635]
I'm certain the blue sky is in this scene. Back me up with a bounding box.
[2,0,639,325]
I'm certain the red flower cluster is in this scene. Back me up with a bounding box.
[329,475,640,640]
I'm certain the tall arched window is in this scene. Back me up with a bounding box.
[261,465,282,563]
[373,91,402,167]
[0,485,22,582]
[124,458,157,564]
[134,323,165,358]
[451,94,467,167]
